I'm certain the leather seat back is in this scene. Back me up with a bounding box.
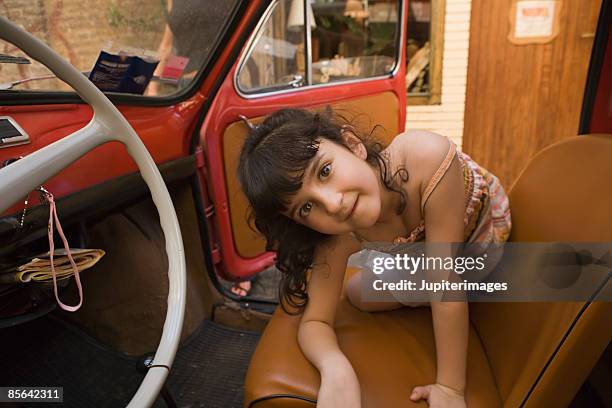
[469,134,612,407]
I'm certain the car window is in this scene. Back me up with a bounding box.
[237,0,400,95]
[0,0,238,97]
[236,1,307,93]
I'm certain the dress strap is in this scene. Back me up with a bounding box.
[420,138,457,213]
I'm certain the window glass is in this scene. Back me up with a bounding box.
[0,0,237,97]
[311,0,399,85]
[237,0,400,94]
[406,0,432,95]
[237,1,306,93]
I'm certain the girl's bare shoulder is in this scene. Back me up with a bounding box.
[386,130,454,184]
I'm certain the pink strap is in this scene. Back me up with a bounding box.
[44,190,83,312]
[420,139,457,213]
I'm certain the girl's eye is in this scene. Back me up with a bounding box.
[299,202,312,217]
[319,163,332,178]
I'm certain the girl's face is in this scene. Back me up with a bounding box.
[283,135,383,234]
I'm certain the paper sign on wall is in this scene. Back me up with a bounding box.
[508,0,562,45]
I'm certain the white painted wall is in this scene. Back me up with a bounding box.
[406,0,472,150]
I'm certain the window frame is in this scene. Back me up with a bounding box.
[0,0,247,107]
[234,0,405,99]
[407,0,445,106]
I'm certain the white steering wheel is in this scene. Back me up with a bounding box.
[0,17,186,408]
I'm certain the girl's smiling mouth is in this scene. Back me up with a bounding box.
[343,195,359,221]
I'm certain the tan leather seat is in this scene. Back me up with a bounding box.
[244,134,612,408]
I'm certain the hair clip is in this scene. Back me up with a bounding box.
[306,141,319,150]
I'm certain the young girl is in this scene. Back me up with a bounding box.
[237,107,511,407]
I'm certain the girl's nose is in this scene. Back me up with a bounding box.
[319,190,343,216]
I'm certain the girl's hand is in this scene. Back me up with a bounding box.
[317,356,361,408]
[410,383,466,407]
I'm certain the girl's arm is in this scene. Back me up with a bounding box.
[407,134,469,405]
[298,233,362,407]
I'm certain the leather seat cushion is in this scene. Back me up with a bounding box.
[245,269,501,408]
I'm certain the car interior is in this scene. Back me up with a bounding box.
[0,1,610,407]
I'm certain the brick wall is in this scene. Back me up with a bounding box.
[406,0,472,150]
[0,0,165,90]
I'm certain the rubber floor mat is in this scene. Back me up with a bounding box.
[163,318,261,408]
[0,314,261,408]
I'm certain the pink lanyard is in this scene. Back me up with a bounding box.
[41,188,83,312]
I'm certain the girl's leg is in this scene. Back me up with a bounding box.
[230,279,252,297]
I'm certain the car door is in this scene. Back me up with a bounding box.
[198,0,408,284]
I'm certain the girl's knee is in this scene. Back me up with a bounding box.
[346,270,417,312]
[346,271,398,312]
[345,271,364,310]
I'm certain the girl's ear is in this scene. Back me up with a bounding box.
[341,126,367,160]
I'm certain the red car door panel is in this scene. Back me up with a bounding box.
[0,102,201,213]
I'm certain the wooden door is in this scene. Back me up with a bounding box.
[463,0,602,187]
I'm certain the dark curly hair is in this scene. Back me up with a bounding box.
[237,107,409,314]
